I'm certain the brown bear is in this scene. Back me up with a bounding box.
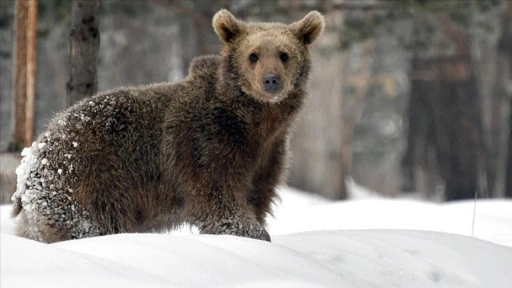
[11,9,325,243]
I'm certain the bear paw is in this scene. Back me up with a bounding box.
[198,216,271,242]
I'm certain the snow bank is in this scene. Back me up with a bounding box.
[269,196,512,247]
[1,187,512,288]
[2,229,511,288]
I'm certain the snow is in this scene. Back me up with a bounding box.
[12,143,39,202]
[1,184,512,288]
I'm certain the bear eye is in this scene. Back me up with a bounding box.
[279,52,289,63]
[249,53,259,63]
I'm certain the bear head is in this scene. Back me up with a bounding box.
[213,9,325,103]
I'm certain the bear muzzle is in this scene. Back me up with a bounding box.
[262,73,282,94]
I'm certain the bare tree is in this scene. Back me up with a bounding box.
[501,2,512,197]
[402,12,487,200]
[67,0,100,106]
[507,100,512,197]
[10,0,38,151]
[487,0,512,197]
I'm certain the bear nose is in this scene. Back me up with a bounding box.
[262,73,281,93]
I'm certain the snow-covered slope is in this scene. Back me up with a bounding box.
[269,191,512,247]
[2,186,512,288]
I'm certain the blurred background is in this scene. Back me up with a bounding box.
[0,0,511,203]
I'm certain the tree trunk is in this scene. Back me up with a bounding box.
[340,40,375,197]
[502,2,512,198]
[10,0,37,151]
[401,56,441,196]
[67,0,100,106]
[487,0,512,197]
[288,11,348,200]
[402,16,487,201]
[436,56,485,200]
[177,2,219,75]
[506,111,512,194]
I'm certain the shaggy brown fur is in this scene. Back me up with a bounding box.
[11,9,325,243]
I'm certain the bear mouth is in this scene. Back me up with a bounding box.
[269,93,286,103]
[241,83,290,104]
[257,89,289,104]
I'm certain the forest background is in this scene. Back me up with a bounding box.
[0,0,511,202]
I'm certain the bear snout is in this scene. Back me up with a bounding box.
[262,73,282,94]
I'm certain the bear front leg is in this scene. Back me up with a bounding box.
[196,207,271,241]
[184,186,271,241]
[249,139,287,224]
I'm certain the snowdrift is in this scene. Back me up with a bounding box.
[2,187,512,288]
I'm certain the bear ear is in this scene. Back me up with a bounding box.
[212,9,247,43]
[289,11,325,45]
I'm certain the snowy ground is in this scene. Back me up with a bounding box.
[1,184,512,288]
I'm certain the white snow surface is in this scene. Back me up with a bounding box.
[1,185,512,288]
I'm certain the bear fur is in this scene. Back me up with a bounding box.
[11,9,325,243]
